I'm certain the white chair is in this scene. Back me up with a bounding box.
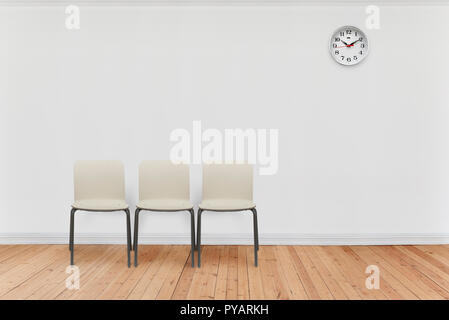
[70,160,131,267]
[133,161,195,267]
[197,164,259,267]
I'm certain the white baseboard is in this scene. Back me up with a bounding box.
[1,233,449,245]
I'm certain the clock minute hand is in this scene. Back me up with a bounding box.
[349,39,360,46]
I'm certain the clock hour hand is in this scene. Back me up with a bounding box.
[341,40,349,46]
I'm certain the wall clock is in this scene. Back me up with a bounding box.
[330,26,369,66]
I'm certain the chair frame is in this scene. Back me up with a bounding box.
[197,207,259,267]
[69,208,132,268]
[133,208,195,268]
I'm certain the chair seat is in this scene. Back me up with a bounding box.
[137,199,193,211]
[72,199,128,211]
[199,199,256,211]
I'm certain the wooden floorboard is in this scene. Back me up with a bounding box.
[1,244,449,300]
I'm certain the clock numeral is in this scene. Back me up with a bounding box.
[347,57,351,62]
[361,44,365,48]
[353,56,358,60]
[335,50,339,55]
[346,29,352,34]
[333,43,338,48]
[359,37,363,41]
[359,51,363,55]
[341,56,345,60]
[339,31,344,36]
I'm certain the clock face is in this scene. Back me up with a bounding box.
[330,26,369,66]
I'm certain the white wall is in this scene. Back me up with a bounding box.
[1,4,449,244]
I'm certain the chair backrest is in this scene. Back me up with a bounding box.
[139,160,190,201]
[74,160,125,201]
[202,164,253,201]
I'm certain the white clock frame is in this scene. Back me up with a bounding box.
[329,25,369,66]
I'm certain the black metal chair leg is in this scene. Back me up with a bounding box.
[125,209,131,268]
[189,209,195,268]
[194,210,198,251]
[251,208,259,267]
[134,208,140,267]
[197,209,202,267]
[69,208,77,265]
[251,208,259,251]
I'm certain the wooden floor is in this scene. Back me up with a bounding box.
[1,244,449,299]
